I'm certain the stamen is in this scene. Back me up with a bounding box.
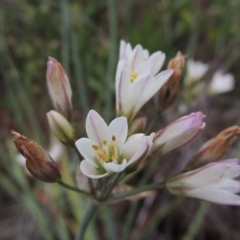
[92,145,99,150]
[103,140,107,145]
[130,72,138,83]
[112,135,116,141]
[98,151,108,162]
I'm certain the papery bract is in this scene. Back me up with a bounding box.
[151,112,206,155]
[116,40,173,122]
[167,159,240,205]
[75,110,153,179]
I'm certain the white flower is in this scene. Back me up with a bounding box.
[75,110,153,179]
[116,40,173,122]
[185,59,209,83]
[151,112,206,155]
[208,70,234,95]
[167,159,240,205]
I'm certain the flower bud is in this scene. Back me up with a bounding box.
[46,57,72,120]
[155,52,185,111]
[151,112,206,155]
[186,126,240,170]
[12,131,61,182]
[128,117,147,135]
[167,159,240,205]
[47,110,75,147]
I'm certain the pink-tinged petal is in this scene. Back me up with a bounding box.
[152,112,205,155]
[80,160,109,179]
[75,138,98,165]
[187,188,240,205]
[109,117,128,149]
[130,45,145,71]
[86,110,110,145]
[212,179,240,193]
[103,159,127,173]
[149,51,166,75]
[115,60,132,116]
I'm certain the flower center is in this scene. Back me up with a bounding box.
[92,135,119,163]
[130,72,138,83]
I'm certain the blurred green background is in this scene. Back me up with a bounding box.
[1,0,240,239]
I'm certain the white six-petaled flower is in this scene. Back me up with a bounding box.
[116,40,173,122]
[75,110,153,179]
[167,159,240,205]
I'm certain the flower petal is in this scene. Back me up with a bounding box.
[115,60,132,116]
[187,187,240,205]
[149,51,166,75]
[80,160,109,179]
[109,117,128,149]
[75,138,98,165]
[103,159,127,173]
[86,110,110,145]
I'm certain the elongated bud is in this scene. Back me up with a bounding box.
[167,159,240,205]
[128,117,147,135]
[47,110,75,147]
[12,131,61,182]
[155,52,185,111]
[46,57,72,120]
[186,126,240,170]
[151,112,206,155]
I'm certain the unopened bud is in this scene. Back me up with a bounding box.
[12,131,61,182]
[47,110,75,147]
[186,126,240,170]
[128,117,147,135]
[151,112,206,156]
[46,57,72,120]
[155,52,185,111]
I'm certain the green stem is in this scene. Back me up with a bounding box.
[102,172,123,200]
[58,180,90,196]
[113,181,166,200]
[146,111,162,134]
[182,202,209,240]
[139,197,185,240]
[75,201,98,240]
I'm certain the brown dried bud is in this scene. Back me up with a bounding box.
[12,131,61,182]
[155,51,185,111]
[186,126,240,170]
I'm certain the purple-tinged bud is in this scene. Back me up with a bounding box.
[46,57,72,120]
[167,159,240,205]
[151,112,206,155]
[12,131,61,183]
[47,110,75,147]
[128,117,147,135]
[186,126,240,170]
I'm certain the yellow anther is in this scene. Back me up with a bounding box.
[103,140,107,145]
[130,72,138,83]
[98,151,108,162]
[112,135,116,141]
[110,145,115,151]
[92,145,99,150]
